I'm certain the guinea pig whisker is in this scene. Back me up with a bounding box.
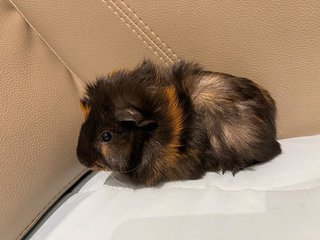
[108,173,122,182]
[122,164,141,174]
[110,164,142,174]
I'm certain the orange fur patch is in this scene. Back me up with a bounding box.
[107,67,124,78]
[163,87,184,167]
[80,101,90,119]
[100,144,109,157]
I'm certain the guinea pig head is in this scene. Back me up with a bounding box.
[76,95,157,173]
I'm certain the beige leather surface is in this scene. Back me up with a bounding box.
[1,0,320,239]
[0,1,86,239]
[10,0,320,139]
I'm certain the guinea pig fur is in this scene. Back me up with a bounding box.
[77,60,281,186]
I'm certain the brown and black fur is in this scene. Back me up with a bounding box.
[77,60,281,186]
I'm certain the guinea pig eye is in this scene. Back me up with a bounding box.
[100,131,112,142]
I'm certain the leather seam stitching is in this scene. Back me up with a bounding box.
[117,0,179,61]
[106,0,170,64]
[105,0,178,64]
[16,169,88,239]
[8,0,86,89]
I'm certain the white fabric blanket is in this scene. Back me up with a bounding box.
[31,135,320,240]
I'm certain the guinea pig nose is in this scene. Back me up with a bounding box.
[76,145,91,167]
[76,153,89,167]
[77,141,103,169]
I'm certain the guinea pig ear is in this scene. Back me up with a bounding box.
[80,98,90,119]
[115,108,157,129]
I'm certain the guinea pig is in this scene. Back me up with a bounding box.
[77,59,281,186]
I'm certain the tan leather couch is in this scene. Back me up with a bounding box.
[1,1,320,239]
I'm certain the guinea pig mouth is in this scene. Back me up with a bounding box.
[92,160,140,174]
[90,161,110,171]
